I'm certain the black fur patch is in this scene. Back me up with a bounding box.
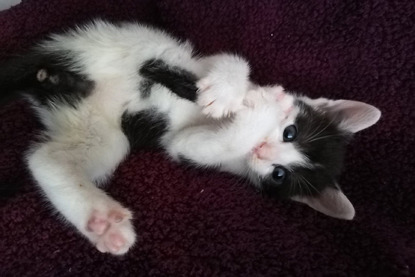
[261,101,352,199]
[0,50,94,107]
[33,68,94,107]
[121,110,168,149]
[139,79,154,98]
[262,165,338,199]
[139,59,198,102]
[294,101,351,176]
[124,59,199,150]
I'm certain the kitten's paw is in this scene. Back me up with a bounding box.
[264,86,296,114]
[243,86,294,113]
[197,77,247,118]
[197,55,250,118]
[86,206,136,255]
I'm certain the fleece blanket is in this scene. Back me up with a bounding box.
[0,0,414,276]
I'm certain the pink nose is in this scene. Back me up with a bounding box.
[253,141,276,160]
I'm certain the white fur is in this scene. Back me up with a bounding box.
[27,20,243,254]
[22,20,380,253]
[196,54,250,118]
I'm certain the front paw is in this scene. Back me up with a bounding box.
[196,56,250,118]
[197,77,247,118]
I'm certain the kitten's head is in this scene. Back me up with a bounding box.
[245,86,381,220]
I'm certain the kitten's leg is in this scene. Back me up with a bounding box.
[165,114,272,167]
[27,135,135,255]
[138,54,251,115]
[165,91,282,167]
[196,54,252,118]
[165,125,252,167]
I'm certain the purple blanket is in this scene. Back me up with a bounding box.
[1,0,414,276]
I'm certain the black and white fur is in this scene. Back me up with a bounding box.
[0,20,381,255]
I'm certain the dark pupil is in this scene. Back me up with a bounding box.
[283,125,297,142]
[272,166,286,185]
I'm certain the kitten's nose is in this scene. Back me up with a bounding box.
[257,141,267,149]
[253,141,277,160]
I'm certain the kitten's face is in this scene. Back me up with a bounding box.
[242,86,381,219]
[246,94,347,198]
[246,90,304,178]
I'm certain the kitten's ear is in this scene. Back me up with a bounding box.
[301,97,381,133]
[291,187,355,220]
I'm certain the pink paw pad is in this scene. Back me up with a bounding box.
[96,232,127,253]
[275,90,286,101]
[86,208,135,255]
[108,233,126,252]
[87,215,109,235]
[109,210,128,223]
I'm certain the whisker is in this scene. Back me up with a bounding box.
[296,178,304,196]
[304,116,337,143]
[299,178,312,196]
[289,177,294,196]
[307,134,342,143]
[302,122,326,142]
[299,175,319,195]
[302,118,325,141]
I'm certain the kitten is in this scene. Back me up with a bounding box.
[0,20,381,255]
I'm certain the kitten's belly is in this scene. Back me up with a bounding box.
[125,82,206,131]
[43,105,129,182]
[34,78,132,183]
[86,76,137,121]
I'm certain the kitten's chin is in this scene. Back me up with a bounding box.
[246,154,271,178]
[250,141,267,160]
[247,150,260,166]
[245,170,263,188]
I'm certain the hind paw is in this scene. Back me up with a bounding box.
[86,207,136,255]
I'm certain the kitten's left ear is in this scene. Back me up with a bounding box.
[291,187,355,220]
[302,97,381,133]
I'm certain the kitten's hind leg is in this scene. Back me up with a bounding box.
[27,131,135,255]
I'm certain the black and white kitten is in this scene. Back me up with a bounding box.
[0,20,381,255]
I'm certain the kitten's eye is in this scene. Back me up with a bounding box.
[283,125,297,142]
[272,166,287,185]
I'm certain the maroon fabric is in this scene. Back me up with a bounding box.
[1,0,414,276]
